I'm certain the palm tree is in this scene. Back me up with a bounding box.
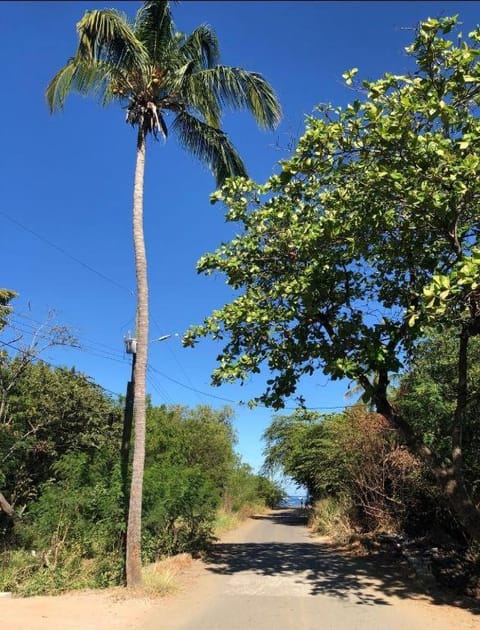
[46,1,281,587]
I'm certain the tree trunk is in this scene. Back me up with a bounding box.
[439,327,480,540]
[372,362,480,542]
[126,131,149,588]
[122,352,136,523]
[0,491,14,516]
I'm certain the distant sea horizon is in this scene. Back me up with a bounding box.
[278,495,306,508]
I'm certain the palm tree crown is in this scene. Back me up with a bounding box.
[46,0,281,182]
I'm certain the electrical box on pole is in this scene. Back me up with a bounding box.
[124,334,137,355]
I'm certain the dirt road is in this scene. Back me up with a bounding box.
[3,509,479,629]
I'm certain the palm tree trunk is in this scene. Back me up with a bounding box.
[126,130,149,588]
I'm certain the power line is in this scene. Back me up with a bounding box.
[147,363,241,404]
[0,339,33,353]
[10,315,127,361]
[0,210,135,297]
[146,369,174,405]
[5,315,355,413]
[0,338,123,399]
[150,314,205,404]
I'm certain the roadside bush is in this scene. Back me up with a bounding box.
[1,450,125,594]
[310,496,355,543]
[255,475,285,508]
[142,462,219,559]
[0,546,123,596]
[223,462,266,512]
[19,452,124,555]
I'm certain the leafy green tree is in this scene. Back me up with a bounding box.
[16,450,125,593]
[223,460,261,512]
[177,405,237,491]
[0,360,121,526]
[262,410,340,500]
[47,0,281,586]
[186,17,480,539]
[254,474,285,508]
[263,407,436,534]
[0,290,16,332]
[143,403,237,556]
[145,404,236,496]
[143,461,218,557]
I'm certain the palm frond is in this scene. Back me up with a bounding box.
[191,66,281,130]
[134,0,175,64]
[46,58,112,112]
[46,59,77,112]
[172,111,247,185]
[168,60,221,127]
[179,25,220,69]
[77,9,148,72]
[156,110,168,140]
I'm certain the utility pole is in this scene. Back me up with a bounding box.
[121,332,175,517]
[121,334,137,526]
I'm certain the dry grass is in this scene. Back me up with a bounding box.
[138,553,193,598]
[214,504,268,536]
[309,497,355,544]
[109,553,194,600]
[214,509,241,535]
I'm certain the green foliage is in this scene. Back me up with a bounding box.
[0,355,283,593]
[142,403,274,557]
[0,359,122,520]
[0,289,16,332]
[186,14,480,540]
[222,461,262,512]
[254,475,285,508]
[143,463,218,557]
[20,452,124,557]
[263,406,439,535]
[1,447,125,594]
[263,409,350,499]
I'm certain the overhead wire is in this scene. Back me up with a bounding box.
[0,338,123,399]
[146,368,175,405]
[6,317,355,413]
[150,313,205,404]
[0,210,135,297]
[3,322,358,412]
[8,322,126,364]
[10,315,128,361]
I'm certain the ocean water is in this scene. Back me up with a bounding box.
[278,495,306,508]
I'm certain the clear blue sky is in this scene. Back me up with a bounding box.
[1,1,478,490]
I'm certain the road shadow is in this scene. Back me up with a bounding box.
[206,510,480,613]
